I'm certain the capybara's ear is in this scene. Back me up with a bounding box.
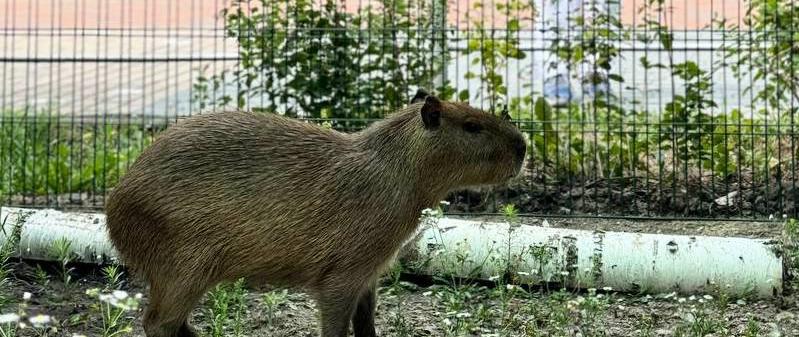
[410,88,430,104]
[501,104,512,121]
[421,95,442,129]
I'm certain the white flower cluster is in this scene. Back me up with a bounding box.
[0,292,52,328]
[0,313,20,324]
[86,288,144,311]
[0,292,58,331]
[420,208,442,218]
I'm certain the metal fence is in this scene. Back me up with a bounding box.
[1,0,797,220]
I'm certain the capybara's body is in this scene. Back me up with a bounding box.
[105,92,526,337]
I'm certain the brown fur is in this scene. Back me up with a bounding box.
[104,93,526,337]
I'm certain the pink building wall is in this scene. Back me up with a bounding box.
[1,0,746,30]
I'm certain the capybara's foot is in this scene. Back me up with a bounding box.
[177,323,198,337]
[143,321,197,337]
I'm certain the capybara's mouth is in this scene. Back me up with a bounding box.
[501,162,523,181]
[512,156,524,176]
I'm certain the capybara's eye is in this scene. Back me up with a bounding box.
[463,122,483,134]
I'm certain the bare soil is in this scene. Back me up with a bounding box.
[3,257,798,337]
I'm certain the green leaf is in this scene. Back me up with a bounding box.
[458,89,470,102]
[608,74,624,82]
[534,97,553,125]
[659,31,673,51]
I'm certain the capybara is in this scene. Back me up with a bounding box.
[105,90,526,337]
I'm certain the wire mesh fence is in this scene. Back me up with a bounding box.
[1,0,797,220]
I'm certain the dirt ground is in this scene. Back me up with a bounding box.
[3,260,798,337]
[2,218,797,337]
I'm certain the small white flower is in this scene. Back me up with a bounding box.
[602,287,613,292]
[596,294,604,299]
[422,291,433,297]
[99,294,114,303]
[28,314,51,326]
[516,271,530,276]
[442,318,453,326]
[439,200,451,206]
[506,284,519,291]
[769,214,775,220]
[703,295,713,300]
[617,305,626,310]
[698,299,705,304]
[23,292,32,300]
[135,293,144,300]
[664,292,677,299]
[0,313,20,324]
[112,290,129,300]
[455,312,471,318]
[784,214,788,219]
[587,288,597,292]
[688,295,696,301]
[488,275,501,281]
[559,271,569,276]
[678,298,687,303]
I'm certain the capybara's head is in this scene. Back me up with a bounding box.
[402,89,527,188]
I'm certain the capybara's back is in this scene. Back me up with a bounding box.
[106,93,526,337]
[108,111,346,277]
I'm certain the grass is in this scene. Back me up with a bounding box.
[47,237,75,289]
[785,218,799,296]
[85,288,142,337]
[206,278,248,337]
[261,289,288,327]
[0,212,27,308]
[0,110,152,200]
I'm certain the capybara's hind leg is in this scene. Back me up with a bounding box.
[317,283,361,337]
[352,281,378,337]
[143,279,206,337]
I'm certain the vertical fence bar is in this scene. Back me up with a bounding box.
[22,0,33,207]
[51,0,60,207]
[1,0,11,204]
[791,0,798,218]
